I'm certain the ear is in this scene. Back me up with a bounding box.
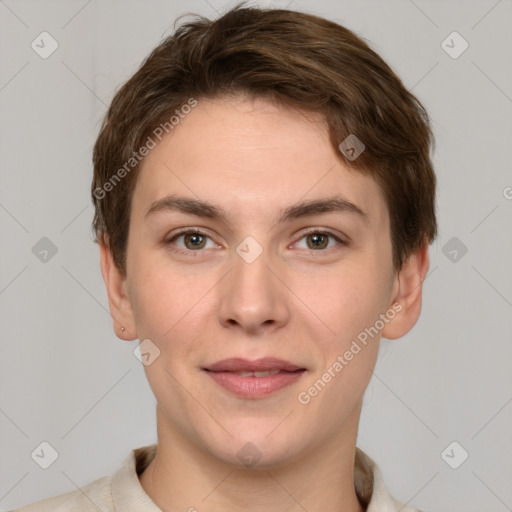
[99,236,138,341]
[381,243,430,340]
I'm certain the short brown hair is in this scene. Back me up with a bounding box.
[91,3,437,276]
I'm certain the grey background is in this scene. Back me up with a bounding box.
[1,1,511,510]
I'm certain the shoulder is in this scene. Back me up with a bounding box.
[12,475,114,512]
[355,447,424,512]
[12,445,157,512]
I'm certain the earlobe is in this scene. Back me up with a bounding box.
[381,244,430,340]
[99,237,138,341]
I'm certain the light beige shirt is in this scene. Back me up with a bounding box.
[14,444,422,511]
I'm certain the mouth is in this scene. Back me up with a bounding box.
[203,357,306,399]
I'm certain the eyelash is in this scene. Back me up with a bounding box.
[164,227,348,256]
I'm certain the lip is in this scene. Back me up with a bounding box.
[204,357,306,399]
[205,357,304,372]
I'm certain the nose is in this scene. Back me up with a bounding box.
[217,243,290,335]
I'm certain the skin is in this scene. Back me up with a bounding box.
[100,94,429,512]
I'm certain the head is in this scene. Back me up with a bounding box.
[93,5,437,468]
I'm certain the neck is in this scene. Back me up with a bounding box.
[139,408,366,512]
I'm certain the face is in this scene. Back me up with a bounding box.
[108,94,417,469]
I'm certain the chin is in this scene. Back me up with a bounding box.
[198,420,307,470]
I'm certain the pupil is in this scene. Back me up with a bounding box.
[186,234,205,249]
[308,233,327,249]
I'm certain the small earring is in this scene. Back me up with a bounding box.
[121,326,126,332]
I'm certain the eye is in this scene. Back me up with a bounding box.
[294,229,347,251]
[164,228,347,255]
[165,229,218,252]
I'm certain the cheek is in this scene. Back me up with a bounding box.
[292,260,389,344]
[294,266,385,419]
[130,260,213,409]
[128,251,211,339]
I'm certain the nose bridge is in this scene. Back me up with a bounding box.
[217,236,289,332]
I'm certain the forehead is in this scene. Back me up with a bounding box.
[132,95,388,227]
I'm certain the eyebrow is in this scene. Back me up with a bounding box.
[145,194,368,225]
